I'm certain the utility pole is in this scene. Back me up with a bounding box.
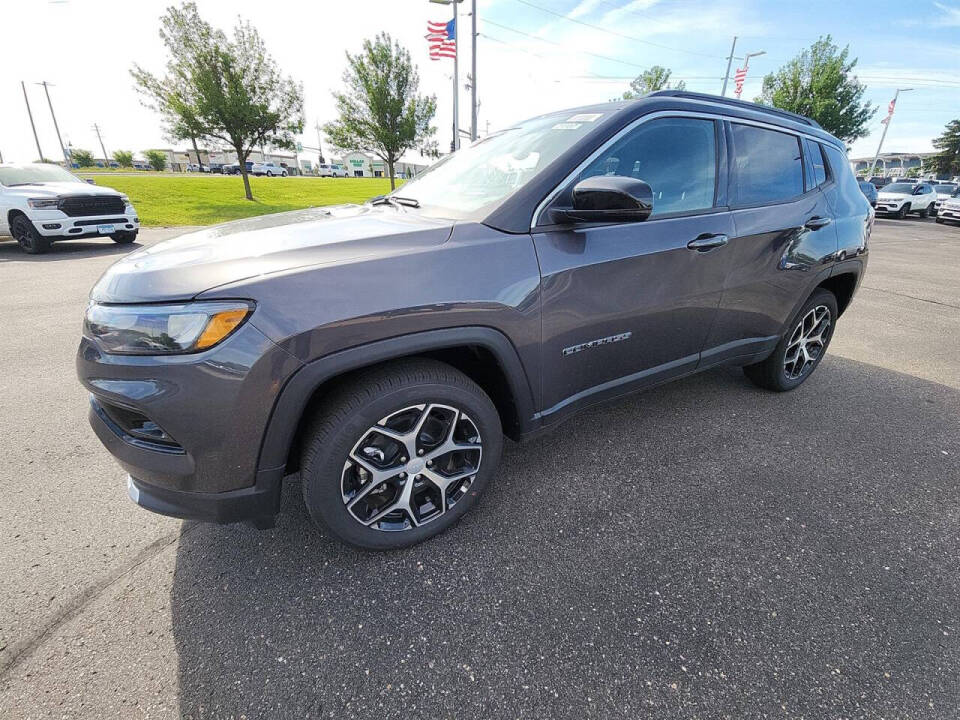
[37,81,67,165]
[720,36,737,97]
[22,81,43,161]
[868,88,913,177]
[470,0,477,141]
[92,123,109,164]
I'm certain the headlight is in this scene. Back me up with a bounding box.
[120,195,130,204]
[84,301,253,355]
[27,198,60,209]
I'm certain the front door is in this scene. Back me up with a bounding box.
[533,115,735,421]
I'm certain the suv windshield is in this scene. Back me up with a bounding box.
[934,184,957,193]
[885,182,916,193]
[391,110,607,218]
[0,164,83,186]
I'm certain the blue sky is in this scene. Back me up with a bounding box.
[475,0,960,157]
[2,0,958,162]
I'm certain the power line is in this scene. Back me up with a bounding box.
[510,0,729,60]
[482,18,648,70]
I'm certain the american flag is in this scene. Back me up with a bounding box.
[733,67,748,98]
[880,96,897,125]
[426,19,456,60]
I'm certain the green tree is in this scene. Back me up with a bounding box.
[131,2,304,200]
[144,149,168,171]
[757,36,875,142]
[324,33,436,191]
[71,148,94,167]
[112,150,134,167]
[928,120,960,177]
[621,65,685,99]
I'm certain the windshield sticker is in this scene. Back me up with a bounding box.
[552,122,582,130]
[568,113,602,122]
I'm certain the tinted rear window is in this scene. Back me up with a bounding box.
[730,124,804,205]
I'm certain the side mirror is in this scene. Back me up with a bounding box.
[551,175,653,224]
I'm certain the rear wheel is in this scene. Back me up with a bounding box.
[11,215,51,254]
[744,289,838,392]
[920,203,932,218]
[300,358,503,549]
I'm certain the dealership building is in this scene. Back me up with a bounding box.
[849,151,938,176]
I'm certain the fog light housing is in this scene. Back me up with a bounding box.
[42,223,61,230]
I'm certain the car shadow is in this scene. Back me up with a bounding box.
[169,357,960,718]
[0,238,141,262]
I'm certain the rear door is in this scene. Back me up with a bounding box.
[701,122,839,366]
[533,114,735,420]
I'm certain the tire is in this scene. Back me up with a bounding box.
[896,203,910,219]
[743,288,838,392]
[11,215,51,254]
[919,204,930,218]
[300,358,503,550]
[111,230,138,244]
[936,218,944,224]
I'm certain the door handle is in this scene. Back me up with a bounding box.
[687,233,729,251]
[804,216,832,230]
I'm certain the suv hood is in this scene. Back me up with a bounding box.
[90,204,455,303]
[877,190,912,200]
[4,181,122,199]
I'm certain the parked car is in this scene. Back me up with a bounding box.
[869,176,891,189]
[252,161,288,177]
[186,163,210,173]
[77,91,870,548]
[221,161,254,175]
[318,163,348,178]
[935,195,960,225]
[875,181,938,219]
[858,180,878,207]
[0,163,139,254]
[132,161,150,171]
[932,183,958,215]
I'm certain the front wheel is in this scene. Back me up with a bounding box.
[896,203,910,219]
[743,289,838,392]
[11,215,51,254]
[111,230,138,244]
[300,358,503,549]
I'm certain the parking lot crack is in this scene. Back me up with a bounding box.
[861,285,960,310]
[0,523,197,679]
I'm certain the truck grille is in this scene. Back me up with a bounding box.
[58,195,126,217]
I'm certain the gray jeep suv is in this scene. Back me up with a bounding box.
[77,91,871,549]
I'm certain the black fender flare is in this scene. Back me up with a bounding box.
[256,326,538,471]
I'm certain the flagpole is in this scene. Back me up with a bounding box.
[452,0,460,151]
[720,36,737,97]
[470,0,477,142]
[868,88,912,177]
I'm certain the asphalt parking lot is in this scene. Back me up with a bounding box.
[1,218,958,719]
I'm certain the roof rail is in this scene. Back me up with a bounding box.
[647,90,823,129]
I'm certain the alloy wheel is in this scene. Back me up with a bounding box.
[783,304,831,380]
[340,403,482,532]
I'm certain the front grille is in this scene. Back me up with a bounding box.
[59,195,126,217]
[73,218,129,226]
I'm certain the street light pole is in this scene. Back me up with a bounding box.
[720,36,737,97]
[868,88,913,177]
[470,0,477,141]
[93,123,109,163]
[452,0,460,150]
[37,81,67,165]
[22,81,43,161]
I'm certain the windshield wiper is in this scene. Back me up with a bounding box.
[371,195,420,208]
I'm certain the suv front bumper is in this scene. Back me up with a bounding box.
[77,322,302,524]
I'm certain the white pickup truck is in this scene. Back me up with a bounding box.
[875,181,938,219]
[0,163,139,254]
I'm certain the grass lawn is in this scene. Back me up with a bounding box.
[78,173,399,226]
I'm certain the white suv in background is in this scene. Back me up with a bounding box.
[0,163,139,254]
[932,182,959,215]
[318,163,348,177]
[251,162,288,177]
[875,181,938,219]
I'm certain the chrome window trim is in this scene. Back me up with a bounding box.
[530,109,837,230]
